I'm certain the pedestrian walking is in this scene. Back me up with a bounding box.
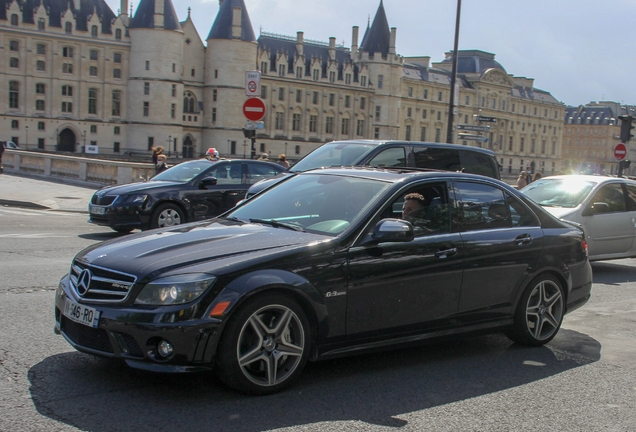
[152,146,164,165]
[532,172,543,182]
[155,154,169,174]
[277,154,290,168]
[258,153,269,161]
[0,142,4,174]
[517,171,528,189]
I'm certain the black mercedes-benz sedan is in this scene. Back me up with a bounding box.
[88,159,285,233]
[57,167,592,395]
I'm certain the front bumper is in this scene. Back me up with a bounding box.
[88,202,150,230]
[54,275,224,372]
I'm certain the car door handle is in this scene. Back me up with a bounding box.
[515,234,533,245]
[435,247,457,259]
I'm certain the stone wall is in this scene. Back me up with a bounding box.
[1,150,156,187]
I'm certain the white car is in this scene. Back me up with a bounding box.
[521,175,636,261]
[2,141,19,149]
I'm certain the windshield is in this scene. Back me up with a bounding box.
[522,178,597,208]
[290,142,377,173]
[151,160,214,183]
[227,173,391,236]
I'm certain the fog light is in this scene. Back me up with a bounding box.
[157,340,174,358]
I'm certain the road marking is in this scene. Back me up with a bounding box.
[0,208,77,216]
[0,233,72,238]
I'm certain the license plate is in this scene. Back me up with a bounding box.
[63,298,100,328]
[90,205,106,215]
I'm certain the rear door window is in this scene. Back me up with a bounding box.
[413,147,462,172]
[459,150,499,179]
[368,147,407,167]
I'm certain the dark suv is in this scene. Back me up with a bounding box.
[245,140,500,198]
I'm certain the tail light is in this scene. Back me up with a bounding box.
[581,238,588,257]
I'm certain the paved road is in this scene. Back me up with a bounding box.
[2,172,636,431]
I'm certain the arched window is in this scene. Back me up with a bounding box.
[91,25,98,37]
[183,93,196,113]
[65,22,72,34]
[115,28,122,40]
[11,14,18,26]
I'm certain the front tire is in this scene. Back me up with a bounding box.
[507,274,565,346]
[149,203,184,229]
[216,293,311,395]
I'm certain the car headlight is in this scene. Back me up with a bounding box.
[126,194,147,204]
[135,274,216,305]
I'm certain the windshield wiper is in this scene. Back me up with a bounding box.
[249,218,305,232]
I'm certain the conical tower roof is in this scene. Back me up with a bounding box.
[360,0,390,57]
[207,0,255,41]
[129,0,182,30]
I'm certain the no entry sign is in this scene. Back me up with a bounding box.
[614,143,627,161]
[242,97,266,122]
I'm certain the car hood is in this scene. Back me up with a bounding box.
[75,220,333,278]
[96,180,184,196]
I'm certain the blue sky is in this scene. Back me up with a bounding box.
[107,0,636,107]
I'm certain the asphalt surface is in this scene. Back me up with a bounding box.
[0,172,97,213]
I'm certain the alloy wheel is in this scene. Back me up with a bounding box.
[236,304,305,387]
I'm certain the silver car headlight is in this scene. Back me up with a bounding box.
[135,274,216,305]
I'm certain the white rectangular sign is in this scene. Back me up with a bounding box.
[85,145,99,154]
[245,71,261,97]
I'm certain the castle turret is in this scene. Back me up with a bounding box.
[126,0,184,153]
[204,0,257,156]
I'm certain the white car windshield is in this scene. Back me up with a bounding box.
[290,142,376,173]
[522,178,597,208]
[227,173,391,236]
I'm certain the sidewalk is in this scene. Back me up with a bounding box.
[0,172,98,213]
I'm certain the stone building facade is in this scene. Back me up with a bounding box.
[1,0,565,172]
[562,102,636,176]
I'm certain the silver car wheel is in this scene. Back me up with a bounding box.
[157,208,182,227]
[236,304,305,387]
[524,279,564,341]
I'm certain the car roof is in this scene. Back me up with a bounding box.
[538,174,636,185]
[327,139,497,156]
[300,166,508,185]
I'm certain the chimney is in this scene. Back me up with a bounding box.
[351,26,359,58]
[121,0,128,16]
[296,31,304,56]
[154,0,165,28]
[329,37,336,60]
[232,7,242,39]
[389,27,396,55]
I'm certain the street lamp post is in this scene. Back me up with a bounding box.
[285,142,288,156]
[82,130,86,153]
[167,135,171,157]
[243,140,247,159]
[446,0,462,144]
[25,125,28,150]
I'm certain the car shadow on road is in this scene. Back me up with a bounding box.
[28,332,600,431]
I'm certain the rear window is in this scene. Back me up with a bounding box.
[413,147,499,179]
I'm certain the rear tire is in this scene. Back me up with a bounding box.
[149,203,184,229]
[216,293,311,395]
[507,274,565,346]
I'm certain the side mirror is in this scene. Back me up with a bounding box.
[360,218,414,246]
[199,177,218,189]
[590,202,610,214]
